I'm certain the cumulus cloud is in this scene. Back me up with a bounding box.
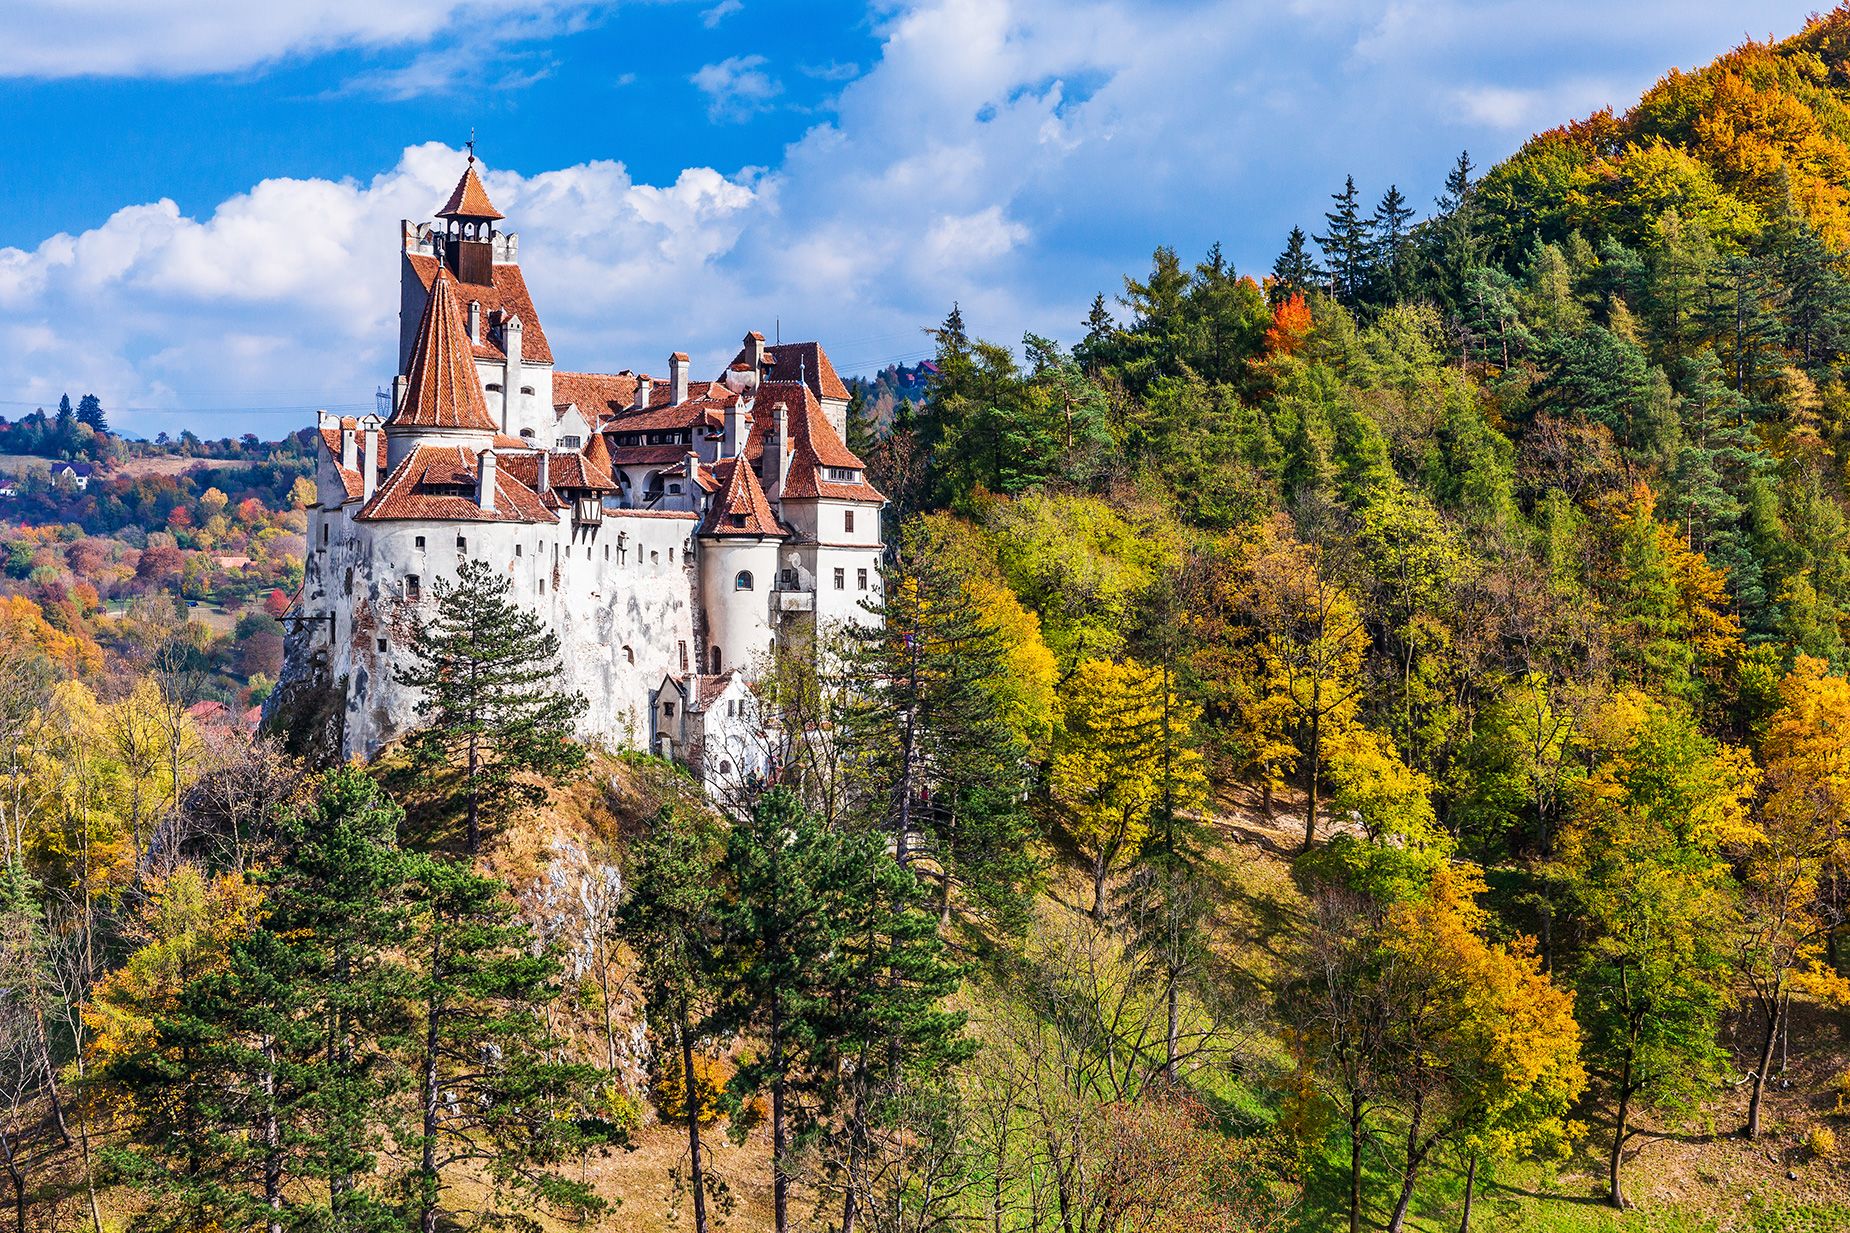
[0,0,1830,435]
[701,0,743,28]
[691,53,784,122]
[0,0,604,79]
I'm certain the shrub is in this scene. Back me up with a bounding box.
[1809,1125,1837,1159]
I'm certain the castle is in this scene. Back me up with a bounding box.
[286,158,885,790]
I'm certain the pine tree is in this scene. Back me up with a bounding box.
[840,519,1041,929]
[1369,184,1416,305]
[75,395,107,435]
[621,805,729,1233]
[1315,176,1375,308]
[398,558,587,853]
[403,853,613,1233]
[1272,226,1320,304]
[719,788,863,1233]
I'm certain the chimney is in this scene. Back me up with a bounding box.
[684,448,701,505]
[669,352,690,404]
[634,375,654,410]
[774,401,791,494]
[745,330,765,370]
[503,315,524,436]
[723,398,746,457]
[360,414,381,500]
[392,374,408,413]
[477,448,497,512]
[340,423,358,472]
[536,449,550,495]
[467,300,482,344]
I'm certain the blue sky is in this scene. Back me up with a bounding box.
[0,0,1821,438]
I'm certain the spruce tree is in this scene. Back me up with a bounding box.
[398,558,587,853]
[620,805,730,1233]
[719,788,858,1233]
[1315,175,1374,308]
[841,519,1041,929]
[1271,225,1319,304]
[403,853,613,1233]
[75,394,107,434]
[1369,184,1416,304]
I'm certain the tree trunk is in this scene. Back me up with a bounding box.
[842,1084,867,1233]
[1608,1069,1632,1209]
[1458,1152,1478,1233]
[1091,849,1110,921]
[1165,966,1180,1083]
[1348,1092,1364,1233]
[681,998,709,1233]
[1385,1095,1427,1233]
[771,996,788,1233]
[263,1037,283,1233]
[419,934,443,1233]
[466,730,481,855]
[1303,709,1322,853]
[1747,992,1782,1139]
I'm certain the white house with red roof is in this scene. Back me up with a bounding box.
[284,157,885,793]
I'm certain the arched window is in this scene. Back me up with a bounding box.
[622,645,634,664]
[405,574,421,602]
[734,570,754,591]
[710,646,722,673]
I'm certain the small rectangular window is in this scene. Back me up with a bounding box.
[844,510,855,533]
[456,536,466,553]
[414,535,426,549]
[376,638,387,652]
[664,701,676,718]
[405,575,421,602]
[833,567,846,590]
[516,544,523,557]
[679,641,689,670]
[857,568,868,591]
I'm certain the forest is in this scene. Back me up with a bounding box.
[13,9,1850,1233]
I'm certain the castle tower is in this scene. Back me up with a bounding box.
[698,458,786,676]
[437,156,504,287]
[385,266,500,469]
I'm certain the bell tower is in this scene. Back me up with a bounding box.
[436,141,503,287]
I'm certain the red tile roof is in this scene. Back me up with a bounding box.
[701,458,786,538]
[389,268,500,434]
[318,417,388,503]
[610,444,698,467]
[746,382,884,502]
[728,339,851,402]
[357,445,553,523]
[583,429,615,481]
[405,254,553,365]
[438,163,504,221]
[553,370,640,419]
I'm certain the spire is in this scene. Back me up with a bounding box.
[583,427,615,485]
[438,161,504,222]
[390,267,498,434]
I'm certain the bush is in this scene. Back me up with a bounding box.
[1809,1125,1837,1159]
[651,1048,730,1127]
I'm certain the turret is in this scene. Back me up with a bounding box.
[436,153,504,286]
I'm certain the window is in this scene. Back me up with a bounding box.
[730,513,746,528]
[780,567,798,589]
[663,700,676,718]
[827,467,858,482]
[734,570,754,591]
[520,385,535,396]
[718,760,733,775]
[604,545,610,560]
[456,536,467,553]
[560,435,581,449]
[679,641,689,670]
[520,428,536,440]
[622,645,634,664]
[669,483,682,495]
[321,524,329,545]
[857,568,868,591]
[515,544,522,557]
[405,575,421,602]
[844,509,855,533]
[833,567,846,590]
[651,551,660,565]
[486,382,503,393]
[376,638,387,652]
[414,535,426,549]
[710,646,722,673]
[539,578,546,594]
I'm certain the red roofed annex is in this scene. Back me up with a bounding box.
[287,155,886,795]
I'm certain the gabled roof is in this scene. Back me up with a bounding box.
[405,254,553,365]
[745,382,884,502]
[317,416,388,504]
[357,445,553,523]
[728,339,851,402]
[553,371,640,420]
[438,162,504,221]
[390,268,500,434]
[700,458,786,539]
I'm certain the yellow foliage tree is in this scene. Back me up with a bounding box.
[1049,658,1207,918]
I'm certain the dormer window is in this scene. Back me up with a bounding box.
[486,383,503,393]
[826,467,858,482]
[520,385,535,396]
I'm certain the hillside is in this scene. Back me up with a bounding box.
[19,8,1850,1233]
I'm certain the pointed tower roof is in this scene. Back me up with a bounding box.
[390,268,499,434]
[701,457,786,538]
[438,162,504,221]
[582,428,615,485]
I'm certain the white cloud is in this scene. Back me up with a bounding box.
[691,53,783,122]
[700,0,743,28]
[0,0,604,79]
[0,0,1833,436]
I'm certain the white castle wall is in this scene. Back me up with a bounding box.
[698,536,780,674]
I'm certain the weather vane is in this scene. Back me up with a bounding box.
[466,127,477,164]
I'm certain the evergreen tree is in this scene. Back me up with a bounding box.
[841,519,1042,929]
[1369,184,1416,304]
[403,854,613,1233]
[719,788,864,1233]
[621,806,729,1233]
[1315,176,1375,308]
[1272,226,1320,304]
[398,558,587,853]
[75,395,107,434]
